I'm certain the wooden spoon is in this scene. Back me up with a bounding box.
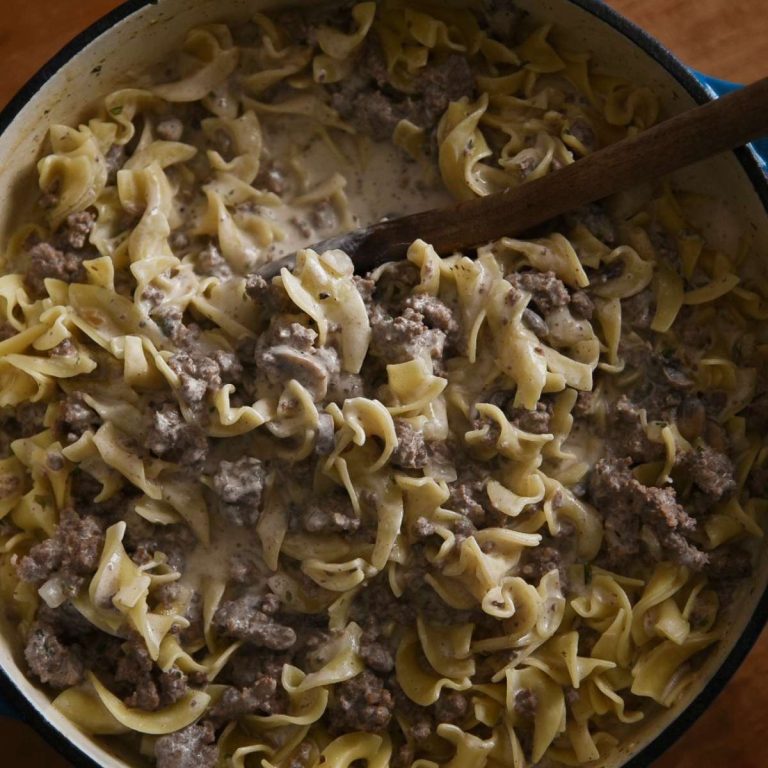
[259,76,768,278]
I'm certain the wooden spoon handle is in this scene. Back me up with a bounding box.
[345,76,768,271]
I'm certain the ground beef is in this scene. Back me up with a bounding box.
[325,371,364,405]
[586,259,625,287]
[332,41,475,140]
[39,187,60,210]
[197,242,232,279]
[212,457,267,526]
[416,53,476,128]
[245,274,295,315]
[661,532,710,571]
[359,620,395,675]
[19,403,47,433]
[403,294,459,336]
[157,668,189,706]
[301,492,360,533]
[411,516,437,539]
[434,692,469,725]
[311,200,336,231]
[392,744,416,768]
[141,284,165,310]
[589,457,706,570]
[707,546,753,583]
[350,574,416,630]
[255,162,289,196]
[169,231,189,252]
[507,270,570,315]
[572,390,596,419]
[156,117,184,141]
[649,225,680,272]
[59,211,96,251]
[506,400,553,435]
[227,553,261,584]
[221,649,289,690]
[49,339,76,357]
[607,396,664,463]
[261,319,314,352]
[179,592,205,648]
[622,289,656,331]
[369,305,446,365]
[55,392,100,444]
[0,321,16,341]
[116,636,189,711]
[69,475,135,519]
[387,678,434,743]
[0,472,21,503]
[145,403,209,467]
[368,262,420,310]
[676,307,713,351]
[287,742,314,768]
[251,320,339,400]
[169,348,239,404]
[0,402,47,456]
[353,275,375,303]
[471,412,502,451]
[448,478,489,527]
[679,445,736,500]
[36,602,94,641]
[519,546,562,584]
[155,722,218,768]
[570,290,594,320]
[123,516,195,574]
[328,670,395,734]
[24,621,84,689]
[105,144,126,185]
[391,419,428,469]
[513,688,538,719]
[213,593,296,650]
[16,508,104,592]
[152,305,189,344]
[25,241,87,298]
[209,675,287,722]
[617,343,693,422]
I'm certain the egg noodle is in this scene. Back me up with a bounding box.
[0,2,765,768]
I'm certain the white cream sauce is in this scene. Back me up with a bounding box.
[258,117,451,260]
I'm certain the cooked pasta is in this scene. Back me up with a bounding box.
[0,2,765,768]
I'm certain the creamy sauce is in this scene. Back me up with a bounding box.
[259,118,450,259]
[181,516,269,592]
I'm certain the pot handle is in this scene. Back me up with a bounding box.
[695,71,768,169]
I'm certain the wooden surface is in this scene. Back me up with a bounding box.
[0,1,766,767]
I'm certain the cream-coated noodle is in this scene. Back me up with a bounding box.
[0,2,765,767]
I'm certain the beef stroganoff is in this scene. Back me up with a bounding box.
[0,2,765,767]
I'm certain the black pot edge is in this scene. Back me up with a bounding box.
[0,1,766,767]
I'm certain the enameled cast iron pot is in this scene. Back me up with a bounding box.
[0,1,766,766]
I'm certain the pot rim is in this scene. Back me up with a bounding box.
[0,2,766,768]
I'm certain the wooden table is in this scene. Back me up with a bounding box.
[0,1,766,766]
